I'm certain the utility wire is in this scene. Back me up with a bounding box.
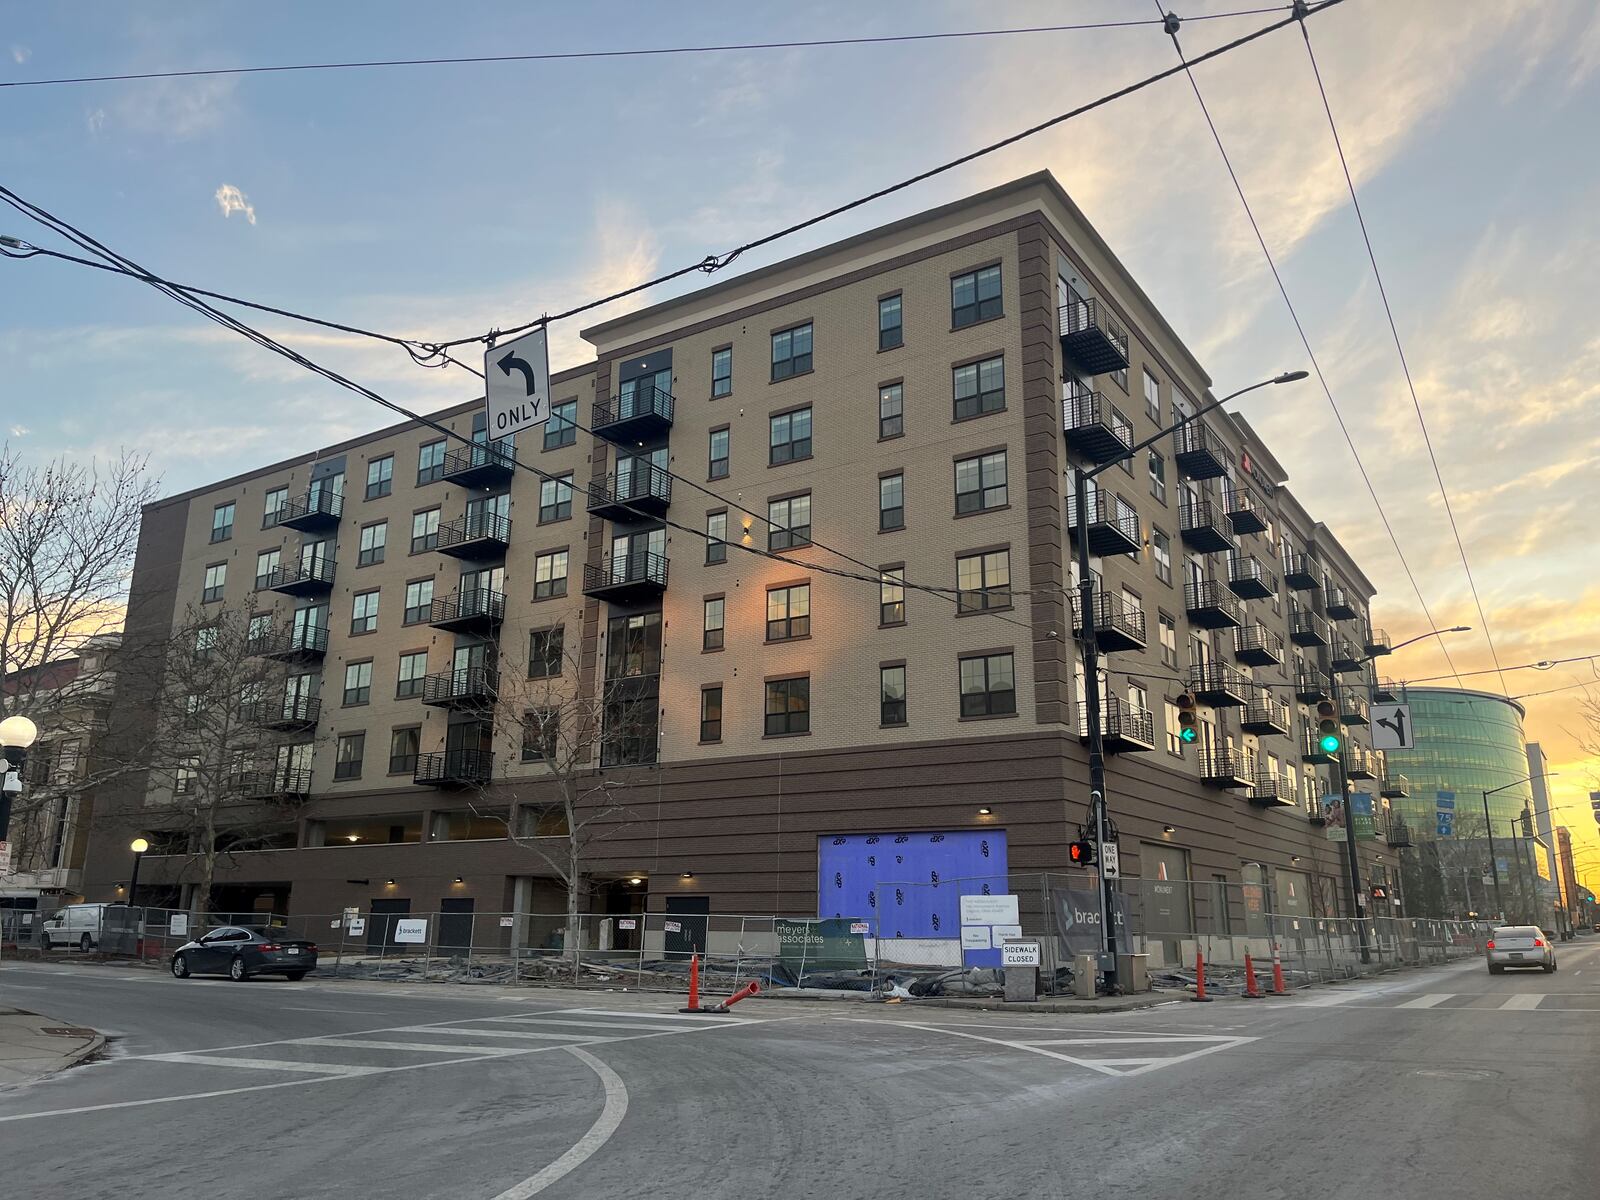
[1156,4,1464,689]
[1401,654,1600,688]
[0,10,1293,90]
[1295,20,1509,696]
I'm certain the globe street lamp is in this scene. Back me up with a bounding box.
[0,714,41,842]
[127,836,151,906]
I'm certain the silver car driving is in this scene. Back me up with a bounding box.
[1487,925,1556,974]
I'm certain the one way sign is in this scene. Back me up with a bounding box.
[1369,703,1414,750]
[485,326,551,439]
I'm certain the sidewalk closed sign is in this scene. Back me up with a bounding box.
[1001,941,1041,967]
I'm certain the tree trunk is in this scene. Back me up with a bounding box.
[565,833,582,972]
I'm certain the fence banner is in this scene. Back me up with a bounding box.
[1052,886,1129,955]
[775,917,867,970]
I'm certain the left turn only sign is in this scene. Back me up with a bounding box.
[485,326,551,439]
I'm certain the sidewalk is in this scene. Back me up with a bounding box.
[0,1006,104,1088]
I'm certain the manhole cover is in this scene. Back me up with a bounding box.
[1411,1068,1496,1081]
[41,1027,96,1038]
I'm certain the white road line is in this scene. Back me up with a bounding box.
[493,1047,628,1199]
[143,1053,385,1076]
[1396,994,1454,1009]
[1499,994,1544,1010]
[299,1038,525,1055]
[485,1017,693,1033]
[1027,1035,1239,1046]
[284,1007,397,1015]
[396,1026,604,1042]
[555,1007,744,1023]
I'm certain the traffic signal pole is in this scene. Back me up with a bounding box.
[1326,662,1371,963]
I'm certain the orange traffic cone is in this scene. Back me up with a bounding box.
[1243,952,1263,999]
[685,952,700,1010]
[1193,947,1213,1002]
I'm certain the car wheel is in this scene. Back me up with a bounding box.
[285,971,307,982]
[1488,964,1503,975]
[1552,960,1559,973]
[1543,963,1555,973]
[79,933,93,952]
[171,954,191,979]
[228,955,250,982]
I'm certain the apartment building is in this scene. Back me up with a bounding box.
[83,172,1397,935]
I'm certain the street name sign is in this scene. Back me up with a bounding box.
[484,326,551,439]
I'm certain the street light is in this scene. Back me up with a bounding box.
[127,836,151,905]
[1481,775,1555,922]
[1073,369,1307,991]
[0,714,41,842]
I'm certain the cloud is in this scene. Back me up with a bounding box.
[10,45,28,65]
[113,76,236,139]
[214,184,257,226]
[85,108,105,136]
[8,425,28,437]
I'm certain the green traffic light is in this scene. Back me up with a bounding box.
[1179,726,1198,743]
[1319,733,1342,753]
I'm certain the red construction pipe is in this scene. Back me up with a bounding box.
[718,980,761,1010]
[1193,947,1212,1002]
[1243,952,1263,999]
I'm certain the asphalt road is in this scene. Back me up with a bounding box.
[2,937,1598,1199]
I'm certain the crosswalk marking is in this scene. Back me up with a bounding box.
[144,1053,384,1076]
[1397,994,1453,1009]
[1499,994,1544,1010]
[487,1015,726,1033]
[391,1025,602,1041]
[300,1038,525,1055]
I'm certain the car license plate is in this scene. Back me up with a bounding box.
[285,947,300,955]
[1510,953,1524,960]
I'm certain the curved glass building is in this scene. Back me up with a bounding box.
[1384,688,1532,839]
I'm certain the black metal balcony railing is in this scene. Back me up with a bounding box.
[1240,692,1291,736]
[441,439,515,487]
[1380,772,1411,799]
[1346,746,1376,779]
[592,383,674,443]
[264,557,336,596]
[1301,731,1335,765]
[1227,554,1277,600]
[1294,667,1329,703]
[1066,487,1141,558]
[1385,819,1413,849]
[251,693,321,731]
[247,624,329,661]
[436,511,512,560]
[413,748,494,788]
[582,549,670,602]
[1234,623,1284,667]
[1190,662,1250,707]
[1373,677,1399,703]
[1071,590,1147,653]
[1058,297,1130,375]
[587,463,673,520]
[1079,696,1155,754]
[1185,579,1242,630]
[1248,772,1296,808]
[1198,750,1251,788]
[243,767,312,799]
[273,488,343,532]
[1062,390,1134,463]
[1341,692,1370,726]
[428,587,506,632]
[421,666,500,709]
[1325,587,1358,621]
[1223,486,1268,534]
[1364,628,1393,657]
[1179,499,1233,554]
[1172,422,1229,480]
[1283,552,1320,590]
[1329,639,1365,673]
[1289,606,1329,647]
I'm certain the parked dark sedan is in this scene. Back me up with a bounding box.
[170,925,318,982]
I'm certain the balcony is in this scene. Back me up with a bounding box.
[1058,297,1130,376]
[1071,590,1148,653]
[422,666,500,711]
[583,549,669,605]
[1190,662,1250,707]
[1364,628,1392,657]
[1227,554,1277,601]
[1301,731,1335,765]
[413,749,494,789]
[1346,746,1376,779]
[263,557,335,597]
[1223,486,1268,535]
[241,767,312,801]
[1061,390,1134,464]
[1066,487,1142,558]
[436,511,511,561]
[1329,639,1364,674]
[248,624,328,663]
[1248,772,1297,808]
[441,439,515,488]
[1198,749,1251,789]
[1325,587,1358,621]
[587,463,673,522]
[1283,552,1320,590]
[1373,677,1399,703]
[1185,579,1242,630]
[429,587,506,635]
[251,694,321,733]
[1289,606,1329,647]
[1294,668,1328,703]
[1179,499,1233,554]
[1172,422,1229,480]
[1385,819,1413,849]
[1240,691,1292,737]
[1380,772,1410,799]
[1233,623,1284,668]
[1079,697,1155,754]
[592,383,673,445]
[1341,692,1370,726]
[273,488,343,533]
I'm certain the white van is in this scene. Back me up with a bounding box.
[37,903,111,951]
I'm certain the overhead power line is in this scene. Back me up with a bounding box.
[0,9,1293,90]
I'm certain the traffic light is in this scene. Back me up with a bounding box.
[1068,840,1098,867]
[1316,700,1341,754]
[1520,810,1535,838]
[1176,692,1199,745]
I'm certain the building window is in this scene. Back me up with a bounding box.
[1144,369,1161,423]
[879,294,903,350]
[403,578,434,625]
[389,727,420,774]
[195,625,217,656]
[879,473,904,531]
[544,399,577,450]
[957,549,1010,613]
[396,651,427,698]
[334,732,365,780]
[255,548,279,590]
[880,665,907,726]
[959,652,1016,717]
[764,676,810,735]
[766,583,810,641]
[521,709,558,762]
[534,549,569,599]
[709,427,730,480]
[359,521,387,566]
[711,347,732,398]
[529,627,564,678]
[211,502,235,543]
[343,661,372,706]
[175,757,199,795]
[417,439,447,485]
[1129,683,1149,718]
[951,265,1002,328]
[1159,611,1178,668]
[263,487,288,527]
[366,455,394,500]
[703,596,725,650]
[1165,702,1185,755]
[880,568,905,625]
[539,473,573,523]
[1147,529,1171,584]
[351,590,380,635]
[953,356,1005,420]
[955,450,1008,514]
[411,507,440,553]
[706,511,728,564]
[769,407,812,464]
[879,383,904,440]
[1149,451,1167,503]
[771,322,813,381]
[202,562,226,603]
[1111,364,1128,391]
[699,686,723,743]
[768,494,811,550]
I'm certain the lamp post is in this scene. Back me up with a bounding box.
[1073,370,1306,991]
[127,836,150,905]
[0,714,41,843]
[1480,776,1552,922]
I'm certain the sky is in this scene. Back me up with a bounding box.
[5,0,1600,889]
